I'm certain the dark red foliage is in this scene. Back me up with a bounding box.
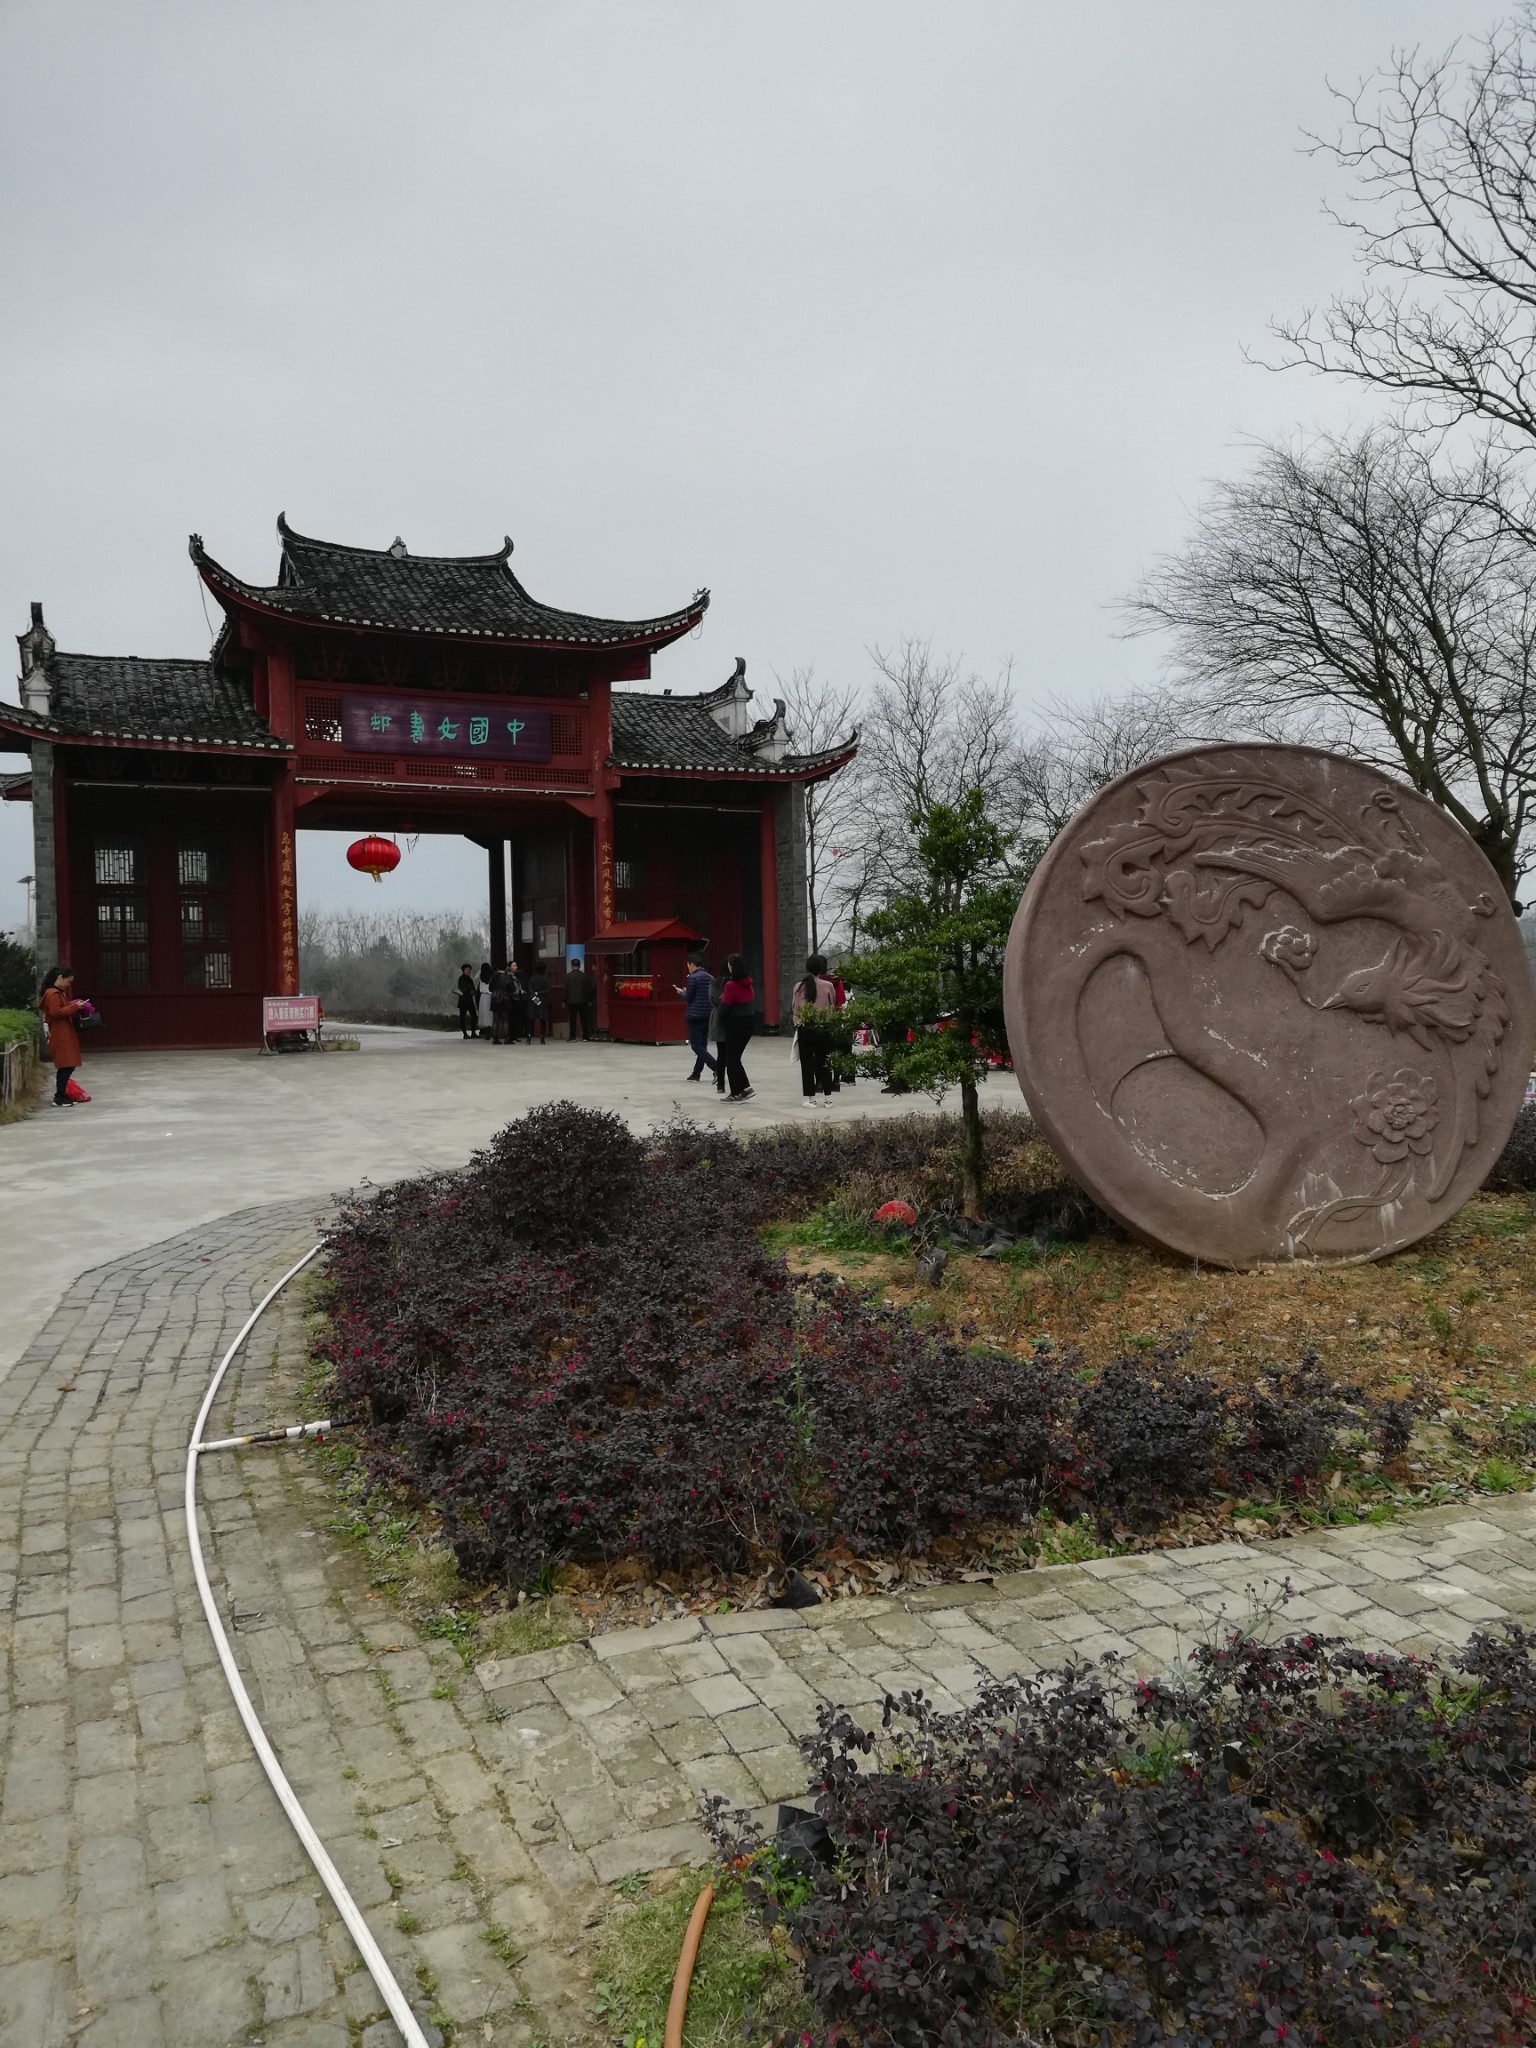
[318,1104,1400,1589]
[710,1627,1536,2046]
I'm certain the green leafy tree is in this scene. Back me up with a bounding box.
[844,792,1022,1219]
[0,935,37,1010]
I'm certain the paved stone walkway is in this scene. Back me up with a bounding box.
[4,1206,1536,2047]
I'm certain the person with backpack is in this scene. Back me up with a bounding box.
[794,952,838,1107]
[718,953,756,1102]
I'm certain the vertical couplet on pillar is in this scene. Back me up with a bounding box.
[758,796,779,1028]
[52,762,72,964]
[593,784,615,1034]
[487,839,507,968]
[271,769,299,996]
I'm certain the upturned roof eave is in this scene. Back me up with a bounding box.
[193,543,710,655]
[0,702,289,754]
[609,741,859,785]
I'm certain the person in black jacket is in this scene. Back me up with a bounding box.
[566,961,596,1040]
[455,964,478,1040]
[489,965,511,1045]
[504,963,529,1043]
[527,963,550,1043]
[676,951,717,1081]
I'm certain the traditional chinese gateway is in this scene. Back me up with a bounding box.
[1,518,856,1048]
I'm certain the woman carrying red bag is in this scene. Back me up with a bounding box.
[40,964,87,1108]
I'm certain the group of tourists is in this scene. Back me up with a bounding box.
[31,947,849,1113]
[456,959,597,1045]
[679,947,847,1108]
[679,950,759,1101]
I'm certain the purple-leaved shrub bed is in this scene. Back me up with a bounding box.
[710,1626,1536,2047]
[317,1104,1411,1593]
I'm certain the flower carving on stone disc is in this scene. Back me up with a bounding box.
[1260,925,1317,971]
[1351,1067,1439,1164]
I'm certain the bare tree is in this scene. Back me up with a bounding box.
[1124,427,1536,900]
[1014,684,1202,844]
[1274,17,1536,444]
[830,638,1028,942]
[861,636,1019,825]
[777,665,861,955]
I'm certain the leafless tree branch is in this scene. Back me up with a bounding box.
[1123,424,1536,897]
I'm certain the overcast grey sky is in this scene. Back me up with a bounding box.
[0,0,1480,927]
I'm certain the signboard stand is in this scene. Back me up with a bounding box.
[260,994,322,1055]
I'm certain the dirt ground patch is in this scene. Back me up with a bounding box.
[781,1189,1536,1418]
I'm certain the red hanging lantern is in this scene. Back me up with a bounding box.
[346,834,401,883]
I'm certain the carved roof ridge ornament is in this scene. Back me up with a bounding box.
[1005,743,1534,1266]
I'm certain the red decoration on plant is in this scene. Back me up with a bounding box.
[872,1200,917,1228]
[346,834,400,883]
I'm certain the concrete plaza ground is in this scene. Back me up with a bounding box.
[0,1026,955,1384]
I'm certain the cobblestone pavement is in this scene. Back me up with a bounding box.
[5,1206,1536,2047]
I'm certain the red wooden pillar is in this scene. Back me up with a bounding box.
[270,769,299,995]
[759,797,780,1028]
[593,783,615,1034]
[53,765,73,963]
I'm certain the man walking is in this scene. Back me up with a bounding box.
[678,950,716,1081]
[566,959,596,1041]
[455,963,478,1040]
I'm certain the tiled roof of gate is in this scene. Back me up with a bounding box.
[610,689,856,779]
[191,515,710,649]
[0,654,287,751]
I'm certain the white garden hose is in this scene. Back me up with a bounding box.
[184,1243,433,2048]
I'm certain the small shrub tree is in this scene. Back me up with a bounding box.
[0,935,37,1010]
[844,793,1020,1218]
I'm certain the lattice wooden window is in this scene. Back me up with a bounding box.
[94,838,149,988]
[178,840,231,990]
[303,695,343,743]
[550,712,582,756]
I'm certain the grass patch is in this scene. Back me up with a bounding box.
[594,1871,813,2048]
[317,1438,579,1664]
[760,1201,898,1260]
[0,1008,42,1123]
[1474,1454,1526,1494]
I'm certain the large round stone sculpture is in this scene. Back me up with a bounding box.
[1005,745,1535,1265]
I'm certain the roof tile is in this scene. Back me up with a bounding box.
[2,654,285,751]
[193,516,708,649]
[610,690,853,779]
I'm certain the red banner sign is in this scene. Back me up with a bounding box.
[341,697,552,762]
[263,995,320,1033]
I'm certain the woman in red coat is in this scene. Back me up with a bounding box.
[41,965,86,1107]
